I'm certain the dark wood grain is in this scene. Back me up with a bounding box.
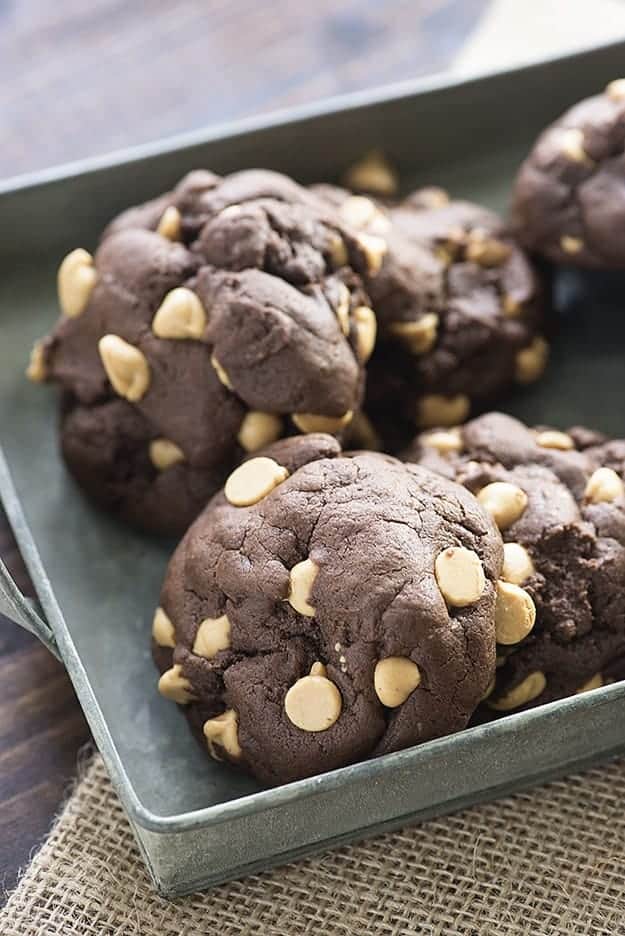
[0,514,90,901]
[0,0,487,179]
[0,0,487,901]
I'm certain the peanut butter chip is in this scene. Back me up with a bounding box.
[535,430,574,451]
[237,412,283,453]
[444,225,466,250]
[98,335,150,402]
[152,288,206,340]
[488,671,546,711]
[422,428,463,455]
[606,78,625,100]
[435,245,454,266]
[340,195,379,229]
[435,546,486,607]
[357,232,387,276]
[585,467,625,503]
[515,336,549,384]
[211,355,233,389]
[559,128,594,166]
[149,438,185,471]
[284,664,342,732]
[416,187,450,209]
[343,150,399,197]
[335,283,351,336]
[152,607,175,648]
[224,456,289,507]
[26,341,47,382]
[374,657,421,707]
[329,234,349,268]
[353,305,377,362]
[501,542,535,585]
[292,411,353,434]
[477,481,528,530]
[576,673,604,693]
[339,196,390,236]
[288,558,319,617]
[203,710,241,760]
[158,664,194,704]
[495,580,536,645]
[389,313,438,355]
[57,248,97,318]
[156,205,182,241]
[465,232,512,267]
[417,394,470,429]
[192,614,231,658]
[560,235,583,255]
[502,294,522,317]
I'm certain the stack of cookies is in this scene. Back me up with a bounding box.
[27,79,625,785]
[410,412,625,712]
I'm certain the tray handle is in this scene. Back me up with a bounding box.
[0,557,60,659]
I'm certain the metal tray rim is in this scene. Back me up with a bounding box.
[2,34,625,200]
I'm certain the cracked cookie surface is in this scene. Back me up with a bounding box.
[511,79,625,268]
[314,183,546,442]
[30,169,374,534]
[407,412,625,710]
[153,434,502,785]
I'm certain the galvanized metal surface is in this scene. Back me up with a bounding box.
[2,40,625,896]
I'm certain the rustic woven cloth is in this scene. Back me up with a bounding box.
[3,753,625,935]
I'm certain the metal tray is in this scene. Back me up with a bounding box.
[3,40,625,898]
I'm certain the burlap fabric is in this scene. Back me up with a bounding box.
[3,754,625,935]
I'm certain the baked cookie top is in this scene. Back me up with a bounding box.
[511,79,625,268]
[28,169,380,533]
[314,183,546,432]
[153,434,502,784]
[407,412,625,710]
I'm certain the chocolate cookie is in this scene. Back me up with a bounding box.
[26,169,378,534]
[406,412,625,711]
[511,79,625,268]
[314,183,546,438]
[152,434,502,785]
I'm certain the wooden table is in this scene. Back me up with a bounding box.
[0,0,485,900]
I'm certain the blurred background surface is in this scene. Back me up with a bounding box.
[3,0,625,180]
